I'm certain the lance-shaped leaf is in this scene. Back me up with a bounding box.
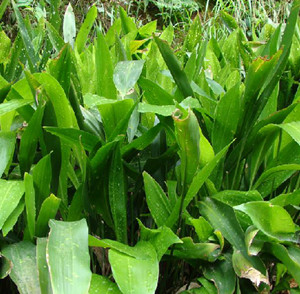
[47,219,92,294]
[234,201,295,241]
[75,5,97,53]
[19,105,45,175]
[95,30,117,99]
[0,180,24,230]
[11,0,39,72]
[2,242,41,294]
[183,142,231,211]
[109,142,127,243]
[63,3,76,48]
[154,36,194,99]
[36,194,61,237]
[143,171,172,227]
[0,131,15,177]
[173,108,200,191]
[24,173,36,240]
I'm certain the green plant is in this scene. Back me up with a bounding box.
[0,0,300,293]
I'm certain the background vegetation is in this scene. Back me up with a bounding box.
[0,0,299,293]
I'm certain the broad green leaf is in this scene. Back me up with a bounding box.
[0,99,32,117]
[109,143,127,243]
[138,77,174,106]
[253,164,300,198]
[2,242,41,294]
[183,14,202,52]
[204,254,236,294]
[46,21,65,52]
[234,201,295,240]
[279,121,300,146]
[113,60,145,97]
[266,243,300,285]
[190,217,214,242]
[0,131,15,177]
[2,198,25,236]
[212,190,263,206]
[96,97,134,139]
[47,219,92,294]
[0,180,24,230]
[36,194,61,237]
[212,83,240,152]
[32,154,52,211]
[47,44,72,95]
[143,171,172,227]
[89,274,121,294]
[173,108,200,191]
[119,6,137,35]
[138,20,157,38]
[138,103,175,116]
[199,198,246,252]
[19,105,44,175]
[184,142,231,211]
[44,127,99,152]
[75,5,97,53]
[36,238,52,294]
[63,3,76,48]
[220,11,238,31]
[95,30,117,99]
[270,190,300,207]
[154,36,194,99]
[24,173,35,240]
[138,220,182,260]
[109,241,158,294]
[172,237,220,261]
[232,249,269,287]
[11,0,39,72]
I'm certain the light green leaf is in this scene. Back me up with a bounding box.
[89,274,121,294]
[0,180,24,230]
[47,219,92,294]
[234,201,295,240]
[2,198,25,236]
[113,60,145,97]
[2,242,41,294]
[138,220,182,260]
[24,173,36,240]
[109,143,127,243]
[143,171,172,227]
[36,194,61,237]
[36,238,52,294]
[109,241,159,294]
[63,3,76,48]
[0,131,15,177]
[75,5,97,53]
[172,237,220,261]
[0,99,32,116]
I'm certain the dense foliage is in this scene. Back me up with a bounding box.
[0,0,300,293]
